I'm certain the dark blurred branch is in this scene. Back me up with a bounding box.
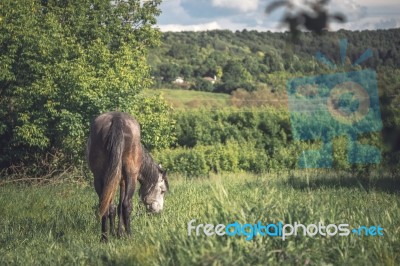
[266,0,347,40]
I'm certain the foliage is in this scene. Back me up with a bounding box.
[131,94,176,151]
[156,63,181,83]
[173,108,291,150]
[156,141,269,176]
[164,108,291,176]
[0,0,175,171]
[192,78,214,92]
[149,29,400,93]
[151,107,390,177]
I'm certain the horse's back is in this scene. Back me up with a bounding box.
[90,112,140,141]
[87,112,141,182]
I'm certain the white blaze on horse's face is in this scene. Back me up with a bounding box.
[144,171,167,213]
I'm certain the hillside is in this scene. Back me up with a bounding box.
[148,29,400,94]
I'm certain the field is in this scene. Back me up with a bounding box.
[2,3,400,265]
[143,89,231,109]
[1,171,399,265]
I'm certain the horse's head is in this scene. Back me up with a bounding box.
[139,165,168,213]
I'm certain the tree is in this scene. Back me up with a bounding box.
[0,0,174,170]
[192,78,214,92]
[263,50,284,72]
[222,60,252,83]
[217,60,254,93]
[158,63,181,83]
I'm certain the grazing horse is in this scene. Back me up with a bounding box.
[87,112,168,241]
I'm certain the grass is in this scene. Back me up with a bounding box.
[0,172,399,265]
[143,88,231,109]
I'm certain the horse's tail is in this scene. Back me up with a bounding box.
[99,116,124,217]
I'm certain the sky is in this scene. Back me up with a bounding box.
[156,0,400,32]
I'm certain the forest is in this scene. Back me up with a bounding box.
[149,29,400,93]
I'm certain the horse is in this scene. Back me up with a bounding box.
[87,111,168,241]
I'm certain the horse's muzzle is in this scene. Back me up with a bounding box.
[145,202,163,214]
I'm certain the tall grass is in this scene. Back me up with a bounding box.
[0,172,399,265]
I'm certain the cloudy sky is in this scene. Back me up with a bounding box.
[156,0,400,32]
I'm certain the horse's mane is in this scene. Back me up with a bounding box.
[139,144,164,195]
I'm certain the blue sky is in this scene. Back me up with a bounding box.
[156,0,400,32]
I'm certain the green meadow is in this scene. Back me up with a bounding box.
[1,172,399,265]
[143,89,231,109]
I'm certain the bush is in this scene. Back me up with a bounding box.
[156,141,269,177]
[191,78,214,92]
[159,107,388,176]
[0,0,171,173]
[174,108,291,151]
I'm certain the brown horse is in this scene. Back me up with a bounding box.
[87,112,168,241]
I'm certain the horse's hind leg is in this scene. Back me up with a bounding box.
[109,204,116,236]
[100,205,115,242]
[122,163,138,236]
[117,179,126,237]
[101,210,108,242]
[94,174,109,242]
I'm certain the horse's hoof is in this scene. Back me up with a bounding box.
[101,234,108,243]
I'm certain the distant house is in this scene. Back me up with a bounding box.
[202,75,217,84]
[173,76,185,84]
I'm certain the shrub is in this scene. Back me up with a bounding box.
[0,0,173,173]
[156,141,269,177]
[174,108,291,152]
[161,107,388,176]
[191,78,214,92]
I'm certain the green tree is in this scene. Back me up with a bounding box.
[192,78,214,92]
[222,60,252,83]
[0,0,173,170]
[218,60,254,93]
[263,50,284,72]
[158,63,180,83]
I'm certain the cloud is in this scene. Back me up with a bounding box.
[160,0,186,16]
[332,17,400,31]
[211,0,259,12]
[157,21,221,32]
[375,18,400,29]
[353,0,399,6]
[156,0,400,32]
[157,0,192,24]
[329,0,400,30]
[326,0,367,22]
[180,0,239,19]
[157,19,280,32]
